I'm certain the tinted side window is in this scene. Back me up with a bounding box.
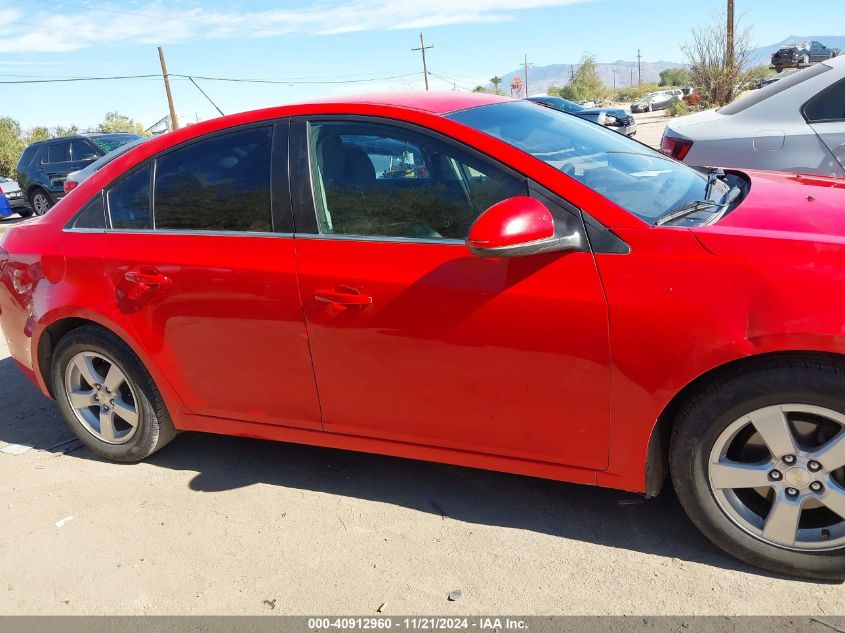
[70,140,99,161]
[803,78,845,122]
[107,164,151,229]
[308,122,525,240]
[46,142,71,163]
[17,146,38,170]
[70,194,106,229]
[154,126,272,232]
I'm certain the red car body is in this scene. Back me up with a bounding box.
[2,92,845,495]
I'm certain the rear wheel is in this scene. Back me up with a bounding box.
[671,359,845,579]
[16,208,33,218]
[29,187,52,215]
[52,326,176,462]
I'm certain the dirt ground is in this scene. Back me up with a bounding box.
[0,334,844,616]
[631,110,671,149]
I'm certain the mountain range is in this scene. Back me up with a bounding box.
[495,35,844,95]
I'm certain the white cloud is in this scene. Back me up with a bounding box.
[0,0,595,53]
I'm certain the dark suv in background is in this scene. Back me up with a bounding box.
[15,133,142,215]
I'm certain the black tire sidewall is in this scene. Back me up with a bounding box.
[672,362,845,580]
[52,328,168,462]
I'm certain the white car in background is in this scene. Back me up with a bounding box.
[661,55,845,177]
[63,136,148,194]
[0,176,29,215]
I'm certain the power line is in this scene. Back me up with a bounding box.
[188,77,225,116]
[0,72,422,85]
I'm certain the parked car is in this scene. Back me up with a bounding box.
[772,40,840,73]
[526,95,637,136]
[64,137,149,194]
[0,177,29,216]
[630,89,682,112]
[661,55,845,177]
[3,92,845,580]
[15,133,142,216]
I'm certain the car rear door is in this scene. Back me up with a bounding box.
[289,116,611,469]
[40,141,74,197]
[804,77,845,173]
[97,121,322,429]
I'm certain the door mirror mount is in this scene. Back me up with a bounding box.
[466,196,582,258]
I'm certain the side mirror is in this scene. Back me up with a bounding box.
[466,196,582,258]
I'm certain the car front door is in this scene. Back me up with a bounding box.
[97,121,322,429]
[290,117,611,468]
[804,77,845,173]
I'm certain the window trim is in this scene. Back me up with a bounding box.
[289,114,529,243]
[801,76,845,124]
[64,119,295,236]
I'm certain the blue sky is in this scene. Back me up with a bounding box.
[0,0,842,130]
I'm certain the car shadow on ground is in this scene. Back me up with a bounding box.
[0,355,837,584]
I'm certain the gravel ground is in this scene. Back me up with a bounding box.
[0,335,844,615]
[632,110,671,149]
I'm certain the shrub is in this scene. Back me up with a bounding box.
[667,100,690,117]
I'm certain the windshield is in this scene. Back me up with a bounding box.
[528,96,584,113]
[447,100,711,223]
[89,134,143,153]
[86,137,148,173]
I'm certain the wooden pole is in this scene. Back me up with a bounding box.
[158,46,179,131]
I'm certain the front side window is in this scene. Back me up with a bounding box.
[107,163,150,229]
[448,100,709,224]
[308,121,525,240]
[70,140,98,161]
[45,143,71,163]
[154,126,272,232]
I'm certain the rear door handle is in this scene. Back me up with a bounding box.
[124,270,169,286]
[314,285,372,308]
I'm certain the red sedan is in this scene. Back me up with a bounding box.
[1,92,844,579]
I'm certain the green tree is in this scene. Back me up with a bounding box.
[53,124,79,137]
[0,118,25,179]
[98,112,146,135]
[615,82,661,102]
[659,68,691,87]
[490,76,503,95]
[24,126,50,145]
[557,54,608,103]
[473,85,490,93]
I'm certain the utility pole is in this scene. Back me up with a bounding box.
[412,33,434,91]
[612,66,617,92]
[726,0,735,69]
[523,54,531,97]
[157,46,179,131]
[637,49,642,88]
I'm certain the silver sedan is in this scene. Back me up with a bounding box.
[661,55,845,177]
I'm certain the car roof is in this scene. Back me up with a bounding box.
[299,91,512,114]
[26,132,142,147]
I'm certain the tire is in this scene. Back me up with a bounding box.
[29,187,53,215]
[51,325,177,462]
[775,66,783,73]
[16,208,34,218]
[670,358,845,580]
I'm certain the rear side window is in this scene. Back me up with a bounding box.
[803,78,845,122]
[70,194,106,229]
[45,142,71,163]
[107,164,151,229]
[719,63,830,115]
[17,146,38,170]
[154,126,272,232]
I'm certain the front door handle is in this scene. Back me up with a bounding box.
[314,285,372,308]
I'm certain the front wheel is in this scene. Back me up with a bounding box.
[52,325,176,462]
[670,360,845,579]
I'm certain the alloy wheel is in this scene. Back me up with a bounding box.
[708,404,845,551]
[63,351,140,444]
[32,192,50,215]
